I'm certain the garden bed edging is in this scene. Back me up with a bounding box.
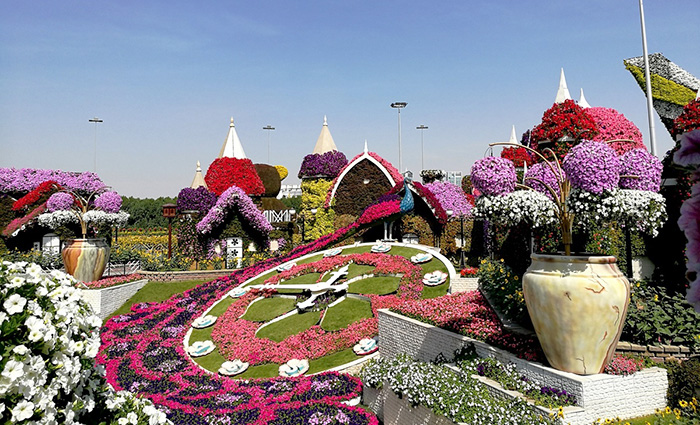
[81,279,149,320]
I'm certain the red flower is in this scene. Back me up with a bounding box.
[204,157,265,196]
[12,180,62,211]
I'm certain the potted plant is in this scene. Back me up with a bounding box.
[38,188,129,282]
[470,140,666,374]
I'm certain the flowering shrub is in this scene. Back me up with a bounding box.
[524,162,562,200]
[473,190,557,229]
[39,187,129,238]
[275,165,289,181]
[477,258,528,324]
[602,354,645,376]
[11,180,61,211]
[298,150,348,179]
[176,186,217,214]
[0,168,104,195]
[674,99,700,137]
[500,147,534,168]
[530,99,599,157]
[419,169,445,183]
[0,262,169,424]
[196,185,273,238]
[586,107,645,155]
[470,157,516,196]
[204,157,265,196]
[619,148,663,192]
[562,141,620,194]
[422,181,472,217]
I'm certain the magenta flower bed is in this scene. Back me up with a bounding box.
[212,253,423,364]
[82,273,144,289]
[391,291,545,362]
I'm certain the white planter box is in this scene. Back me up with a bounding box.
[81,279,149,320]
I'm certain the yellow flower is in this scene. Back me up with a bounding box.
[654,294,659,302]
[680,400,688,408]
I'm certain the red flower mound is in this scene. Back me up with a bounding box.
[204,157,265,196]
[674,99,700,137]
[586,107,645,155]
[12,180,62,211]
[530,100,599,158]
[500,147,535,167]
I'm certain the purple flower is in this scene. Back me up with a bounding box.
[177,186,217,214]
[298,151,348,179]
[94,191,122,213]
[562,141,620,194]
[46,192,74,212]
[524,162,562,200]
[0,168,104,195]
[196,185,273,236]
[423,181,473,217]
[674,129,700,167]
[619,149,662,192]
[470,157,516,196]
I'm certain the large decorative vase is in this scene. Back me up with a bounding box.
[522,254,630,375]
[62,238,111,282]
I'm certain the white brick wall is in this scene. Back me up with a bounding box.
[376,309,668,425]
[81,279,148,320]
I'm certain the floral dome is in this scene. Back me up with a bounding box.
[586,107,645,155]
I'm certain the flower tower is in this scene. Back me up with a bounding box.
[297,116,348,241]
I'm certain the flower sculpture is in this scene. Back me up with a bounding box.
[586,107,645,155]
[279,359,309,377]
[38,187,129,238]
[530,99,599,158]
[204,157,265,196]
[176,186,217,214]
[298,150,348,179]
[472,140,666,255]
[196,185,273,238]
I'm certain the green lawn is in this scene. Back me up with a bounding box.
[346,264,376,278]
[106,279,208,321]
[321,297,373,331]
[255,310,321,342]
[241,297,296,322]
[348,276,400,295]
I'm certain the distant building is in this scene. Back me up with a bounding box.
[446,171,462,186]
[278,184,302,199]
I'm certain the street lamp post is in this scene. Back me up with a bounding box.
[390,102,407,173]
[88,117,103,173]
[416,125,428,171]
[263,125,275,163]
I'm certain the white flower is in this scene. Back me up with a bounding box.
[118,418,129,425]
[10,400,35,422]
[4,293,27,315]
[8,276,25,288]
[127,411,138,424]
[12,345,29,356]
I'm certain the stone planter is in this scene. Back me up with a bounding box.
[523,254,630,375]
[62,238,110,282]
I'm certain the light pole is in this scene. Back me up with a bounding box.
[391,102,407,172]
[263,125,275,163]
[88,117,103,173]
[416,124,428,171]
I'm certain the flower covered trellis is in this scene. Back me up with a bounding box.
[471,140,666,255]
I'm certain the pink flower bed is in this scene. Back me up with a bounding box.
[212,253,424,364]
[392,291,545,362]
[82,273,144,289]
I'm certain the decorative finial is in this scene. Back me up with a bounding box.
[554,68,572,104]
[578,88,591,108]
[509,125,517,144]
[364,140,368,153]
[230,117,234,127]
[196,161,201,171]
[323,115,328,126]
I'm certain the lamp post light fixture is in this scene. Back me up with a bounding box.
[416,124,428,171]
[263,125,275,163]
[88,117,103,173]
[390,102,407,173]
[162,203,177,259]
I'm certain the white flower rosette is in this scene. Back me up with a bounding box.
[187,340,215,357]
[410,252,433,264]
[371,243,391,253]
[218,359,250,376]
[422,270,448,286]
[276,262,297,272]
[353,338,378,355]
[228,286,249,298]
[0,261,169,424]
[278,359,309,377]
[191,314,217,329]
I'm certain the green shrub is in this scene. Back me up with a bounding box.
[622,280,700,350]
[477,258,529,325]
[666,357,700,410]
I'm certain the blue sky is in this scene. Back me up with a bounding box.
[1,1,698,198]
